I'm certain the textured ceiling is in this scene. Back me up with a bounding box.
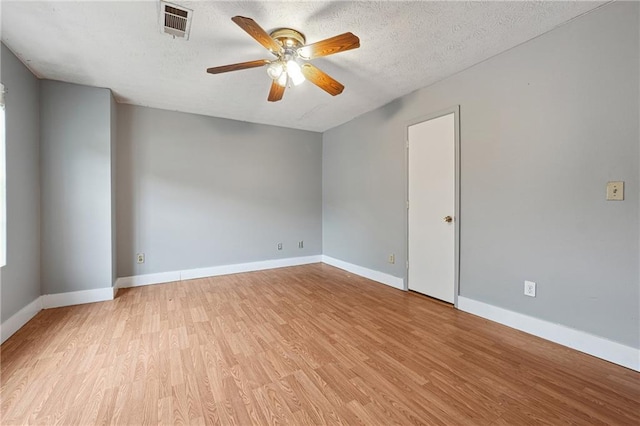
[1,1,607,132]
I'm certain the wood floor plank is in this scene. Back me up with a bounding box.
[1,263,638,425]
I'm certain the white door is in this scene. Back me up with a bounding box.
[408,112,456,303]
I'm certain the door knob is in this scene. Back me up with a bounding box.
[444,215,453,223]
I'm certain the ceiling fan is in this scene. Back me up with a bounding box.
[206,16,360,102]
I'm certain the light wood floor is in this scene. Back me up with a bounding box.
[1,264,638,425]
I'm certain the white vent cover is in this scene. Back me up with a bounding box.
[159,1,192,40]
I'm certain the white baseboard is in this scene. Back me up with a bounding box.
[321,255,405,290]
[115,270,181,289]
[1,297,42,344]
[41,287,114,309]
[116,255,324,289]
[180,255,323,281]
[2,288,116,343]
[457,296,640,372]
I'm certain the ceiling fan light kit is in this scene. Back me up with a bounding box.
[267,59,304,87]
[267,27,306,87]
[206,16,360,102]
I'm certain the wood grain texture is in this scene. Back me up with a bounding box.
[1,264,639,425]
[297,32,360,59]
[301,63,344,96]
[267,80,285,102]
[207,59,269,75]
[231,16,283,55]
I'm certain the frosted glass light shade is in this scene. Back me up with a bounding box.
[277,71,288,87]
[266,62,283,80]
[286,60,305,86]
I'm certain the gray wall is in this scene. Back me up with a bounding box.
[40,80,114,294]
[110,94,117,286]
[323,2,639,348]
[116,105,322,277]
[0,45,41,322]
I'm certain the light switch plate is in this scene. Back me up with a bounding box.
[606,181,624,201]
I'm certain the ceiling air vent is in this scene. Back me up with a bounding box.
[159,1,192,40]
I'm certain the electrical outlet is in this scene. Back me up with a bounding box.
[136,253,145,264]
[524,280,536,297]
[298,241,304,249]
[388,254,395,264]
[277,243,283,250]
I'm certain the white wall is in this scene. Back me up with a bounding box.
[323,2,639,348]
[116,105,323,278]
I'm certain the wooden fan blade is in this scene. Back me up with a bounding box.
[301,63,344,96]
[297,32,359,59]
[231,16,283,55]
[268,80,285,102]
[206,59,269,74]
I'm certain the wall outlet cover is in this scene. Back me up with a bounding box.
[524,280,536,297]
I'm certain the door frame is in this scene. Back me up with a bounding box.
[404,106,460,307]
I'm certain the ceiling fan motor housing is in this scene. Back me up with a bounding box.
[269,28,306,52]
